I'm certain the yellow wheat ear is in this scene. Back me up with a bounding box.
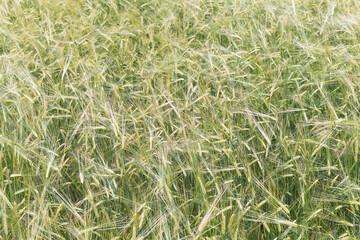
[329,107,337,129]
[329,107,337,121]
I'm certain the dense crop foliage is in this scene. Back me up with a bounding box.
[1,0,360,239]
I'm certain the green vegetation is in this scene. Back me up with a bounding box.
[1,0,360,239]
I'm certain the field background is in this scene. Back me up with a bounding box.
[1,0,360,239]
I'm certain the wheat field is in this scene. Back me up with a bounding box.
[1,0,360,239]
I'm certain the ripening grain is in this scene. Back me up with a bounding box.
[1,0,360,239]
